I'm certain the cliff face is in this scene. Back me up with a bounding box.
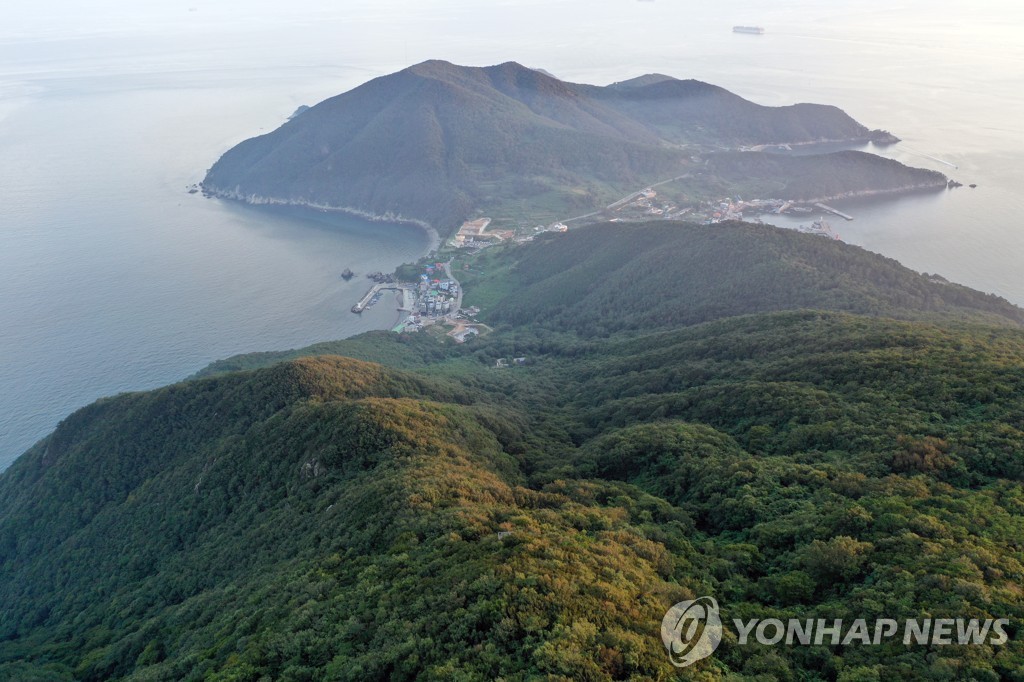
[203,60,922,235]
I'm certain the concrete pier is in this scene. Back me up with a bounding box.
[351,283,414,314]
[814,203,854,221]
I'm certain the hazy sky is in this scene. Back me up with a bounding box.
[3,0,1021,131]
[3,0,1022,149]
[5,0,1021,35]
[2,0,1024,468]
[6,1,1023,67]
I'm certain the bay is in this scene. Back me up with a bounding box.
[0,75,431,468]
[1,0,1022,468]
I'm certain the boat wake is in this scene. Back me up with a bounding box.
[901,145,958,169]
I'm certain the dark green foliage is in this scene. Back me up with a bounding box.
[4,224,1024,679]
[480,221,1024,333]
[704,150,945,200]
[195,331,452,377]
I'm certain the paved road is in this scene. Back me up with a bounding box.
[442,260,463,321]
[563,173,692,224]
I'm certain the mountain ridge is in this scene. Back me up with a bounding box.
[4,222,1024,679]
[202,60,919,236]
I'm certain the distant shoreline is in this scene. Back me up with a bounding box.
[736,131,899,153]
[199,186,442,253]
[801,179,948,205]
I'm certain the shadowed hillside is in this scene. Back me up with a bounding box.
[472,221,1024,335]
[203,61,927,236]
[590,75,888,146]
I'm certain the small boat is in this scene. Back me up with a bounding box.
[733,26,765,34]
[341,268,355,280]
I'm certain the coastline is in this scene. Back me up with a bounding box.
[200,186,433,345]
[200,186,442,253]
[736,131,899,152]
[800,178,949,205]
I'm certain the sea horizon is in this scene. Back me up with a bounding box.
[2,0,1023,469]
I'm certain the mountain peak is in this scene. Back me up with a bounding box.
[405,58,458,73]
[608,73,679,89]
[403,59,534,79]
[203,60,891,235]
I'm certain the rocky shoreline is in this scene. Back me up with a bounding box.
[198,185,441,252]
[740,129,901,152]
[801,177,949,204]
[199,164,943,251]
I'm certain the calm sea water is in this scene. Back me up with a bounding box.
[0,74,433,469]
[1,0,1022,468]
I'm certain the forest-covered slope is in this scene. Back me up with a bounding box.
[202,61,928,235]
[3,224,1024,680]
[468,221,1024,335]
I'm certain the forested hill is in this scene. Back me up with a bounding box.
[201,60,911,235]
[5,321,1024,679]
[586,76,884,146]
[470,221,1024,335]
[4,223,1024,679]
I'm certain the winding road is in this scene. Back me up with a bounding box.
[442,260,463,321]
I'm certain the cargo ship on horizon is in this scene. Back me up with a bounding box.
[733,26,765,34]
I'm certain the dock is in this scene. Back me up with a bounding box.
[814,203,854,221]
[351,283,414,314]
[352,284,382,313]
